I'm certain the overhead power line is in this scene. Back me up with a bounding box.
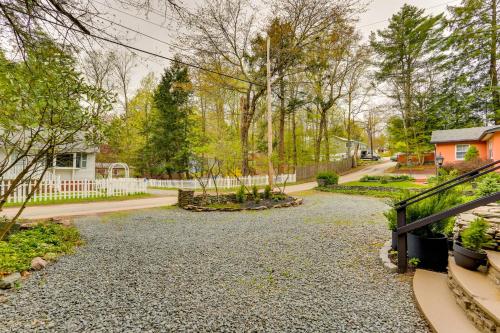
[358,0,461,29]
[5,5,264,87]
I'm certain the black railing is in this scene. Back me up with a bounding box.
[395,159,500,273]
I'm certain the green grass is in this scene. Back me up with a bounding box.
[343,180,428,189]
[4,193,152,207]
[0,223,82,274]
[317,186,422,199]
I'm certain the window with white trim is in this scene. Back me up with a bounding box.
[76,153,87,168]
[455,144,470,160]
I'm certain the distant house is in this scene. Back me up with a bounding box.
[430,126,500,163]
[331,136,367,158]
[1,145,98,181]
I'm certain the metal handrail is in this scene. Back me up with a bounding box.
[395,159,499,273]
[397,192,500,235]
[395,159,499,207]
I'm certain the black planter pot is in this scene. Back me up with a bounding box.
[391,231,397,250]
[453,242,488,271]
[407,233,448,272]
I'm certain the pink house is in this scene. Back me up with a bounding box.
[430,126,500,163]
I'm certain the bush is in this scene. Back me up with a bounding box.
[476,173,500,197]
[442,159,489,175]
[464,146,479,162]
[461,218,493,251]
[264,185,272,199]
[360,175,414,182]
[316,171,339,185]
[236,185,246,203]
[0,223,81,274]
[252,185,259,199]
[380,178,389,184]
[384,189,463,238]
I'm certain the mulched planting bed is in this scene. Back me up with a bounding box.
[182,193,303,212]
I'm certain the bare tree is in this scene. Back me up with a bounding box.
[112,51,136,117]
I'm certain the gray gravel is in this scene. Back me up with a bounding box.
[0,192,429,332]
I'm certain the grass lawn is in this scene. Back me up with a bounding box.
[0,223,82,275]
[317,187,409,199]
[343,180,428,189]
[4,193,153,208]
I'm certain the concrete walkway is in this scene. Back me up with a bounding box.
[2,160,395,220]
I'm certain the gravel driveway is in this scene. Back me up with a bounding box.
[0,192,429,332]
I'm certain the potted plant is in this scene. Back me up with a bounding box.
[384,208,398,250]
[316,171,339,187]
[453,218,492,270]
[385,189,463,272]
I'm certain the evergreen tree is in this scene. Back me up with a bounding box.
[152,61,193,178]
[370,4,444,163]
[445,0,499,124]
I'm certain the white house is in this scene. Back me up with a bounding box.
[1,145,98,181]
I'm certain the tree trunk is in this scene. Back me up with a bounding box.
[240,94,251,176]
[292,110,297,169]
[490,0,499,124]
[278,77,286,173]
[315,108,326,163]
[323,115,329,162]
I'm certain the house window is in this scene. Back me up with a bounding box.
[76,153,87,168]
[55,153,74,167]
[455,144,470,160]
[488,141,493,160]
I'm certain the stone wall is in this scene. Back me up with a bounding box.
[454,203,500,251]
[178,190,194,207]
[448,274,498,333]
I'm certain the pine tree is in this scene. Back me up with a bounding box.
[370,4,444,163]
[152,61,193,178]
[445,0,499,124]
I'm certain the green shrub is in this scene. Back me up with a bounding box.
[316,171,339,185]
[252,185,259,199]
[0,223,81,274]
[360,174,414,182]
[384,189,463,238]
[236,185,246,203]
[461,218,493,251]
[264,185,272,199]
[476,173,500,197]
[464,146,479,161]
[409,257,420,268]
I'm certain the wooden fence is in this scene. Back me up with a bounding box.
[0,178,147,204]
[295,158,353,181]
[147,174,296,190]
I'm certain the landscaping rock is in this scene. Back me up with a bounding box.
[31,257,48,271]
[0,273,21,289]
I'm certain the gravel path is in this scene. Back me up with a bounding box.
[0,192,429,332]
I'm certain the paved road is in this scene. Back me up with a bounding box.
[0,193,429,332]
[2,160,395,220]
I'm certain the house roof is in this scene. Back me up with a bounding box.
[430,126,500,143]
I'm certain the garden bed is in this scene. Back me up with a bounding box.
[180,191,303,212]
[0,219,81,289]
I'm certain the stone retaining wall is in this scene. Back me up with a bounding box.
[453,203,500,251]
[448,273,498,333]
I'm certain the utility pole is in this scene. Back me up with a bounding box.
[267,37,274,188]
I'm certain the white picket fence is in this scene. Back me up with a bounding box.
[147,174,296,190]
[0,178,147,204]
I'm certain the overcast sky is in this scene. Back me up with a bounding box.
[94,0,461,91]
